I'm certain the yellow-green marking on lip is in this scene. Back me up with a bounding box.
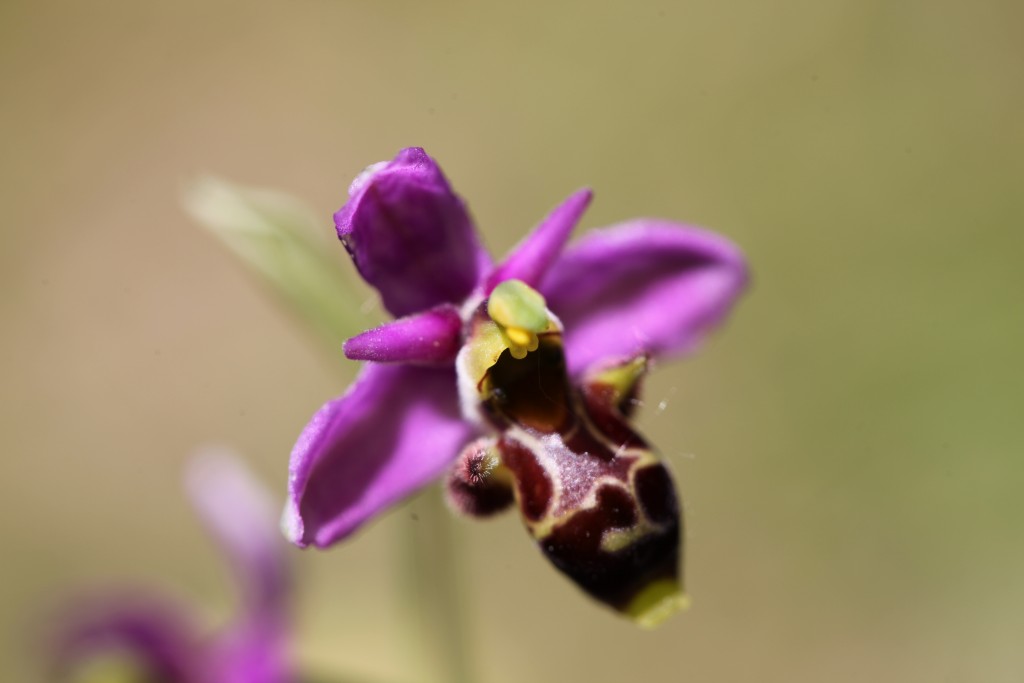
[624,579,690,629]
[487,279,549,359]
[67,653,150,683]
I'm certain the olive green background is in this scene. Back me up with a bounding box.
[2,1,1022,681]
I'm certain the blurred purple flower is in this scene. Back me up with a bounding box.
[51,450,292,683]
[284,147,747,549]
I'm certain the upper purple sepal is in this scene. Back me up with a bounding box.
[334,148,491,317]
[541,220,749,375]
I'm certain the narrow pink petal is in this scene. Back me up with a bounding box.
[541,220,748,375]
[343,304,462,365]
[284,363,474,548]
[485,188,592,293]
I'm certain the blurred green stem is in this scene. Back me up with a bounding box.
[402,488,472,683]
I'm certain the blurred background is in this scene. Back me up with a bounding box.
[2,0,1022,681]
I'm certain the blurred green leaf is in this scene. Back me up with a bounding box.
[184,176,365,350]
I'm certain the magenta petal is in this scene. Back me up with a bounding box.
[187,451,293,683]
[209,619,292,683]
[334,148,491,317]
[343,304,462,364]
[185,449,289,619]
[51,593,205,683]
[542,220,749,375]
[485,188,592,293]
[284,363,474,548]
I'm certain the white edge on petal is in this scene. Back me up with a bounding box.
[348,161,389,197]
[280,495,304,547]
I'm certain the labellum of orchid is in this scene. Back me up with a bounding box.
[284,148,748,627]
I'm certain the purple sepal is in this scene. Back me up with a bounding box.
[185,450,291,683]
[334,148,490,317]
[343,304,462,365]
[209,620,292,683]
[50,592,206,683]
[485,188,592,293]
[542,220,748,375]
[284,363,475,548]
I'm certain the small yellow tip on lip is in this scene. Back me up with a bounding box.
[506,326,534,347]
[624,579,690,629]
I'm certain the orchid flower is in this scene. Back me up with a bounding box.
[284,148,747,626]
[52,450,292,683]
